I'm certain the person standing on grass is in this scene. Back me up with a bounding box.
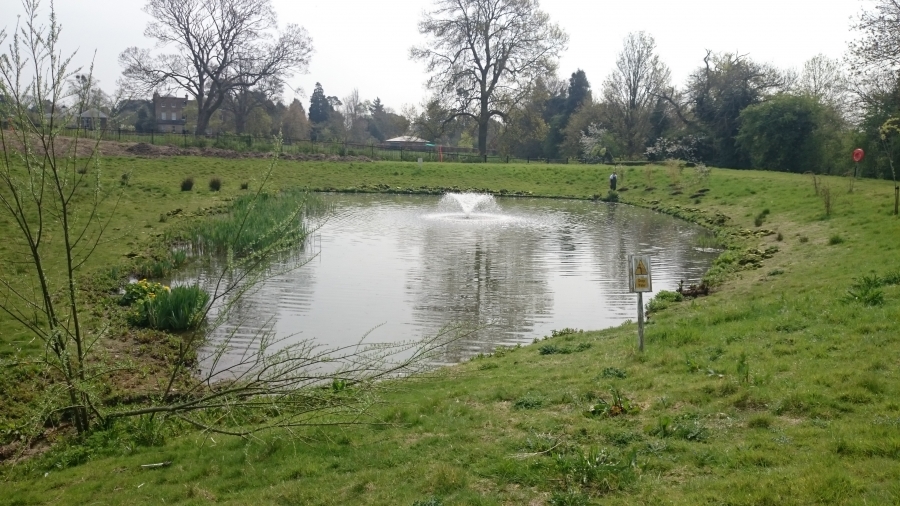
[609,171,617,191]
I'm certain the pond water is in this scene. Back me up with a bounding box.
[186,193,719,371]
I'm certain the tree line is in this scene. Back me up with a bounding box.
[5,0,898,177]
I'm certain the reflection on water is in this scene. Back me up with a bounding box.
[184,193,719,372]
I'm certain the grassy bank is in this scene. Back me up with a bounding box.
[3,155,900,504]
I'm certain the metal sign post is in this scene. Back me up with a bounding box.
[628,255,653,351]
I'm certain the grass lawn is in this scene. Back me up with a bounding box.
[2,155,900,505]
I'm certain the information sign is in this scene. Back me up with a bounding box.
[628,255,652,293]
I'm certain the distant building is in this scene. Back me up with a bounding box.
[42,106,108,130]
[153,92,187,133]
[79,108,107,130]
[384,136,430,149]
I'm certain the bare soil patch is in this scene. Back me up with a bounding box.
[2,135,373,162]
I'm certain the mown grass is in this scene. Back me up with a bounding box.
[2,155,900,504]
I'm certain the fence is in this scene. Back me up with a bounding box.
[64,127,578,165]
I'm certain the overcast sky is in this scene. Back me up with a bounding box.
[0,0,865,112]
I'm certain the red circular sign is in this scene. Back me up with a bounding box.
[853,148,865,163]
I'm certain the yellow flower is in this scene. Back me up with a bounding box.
[164,286,171,291]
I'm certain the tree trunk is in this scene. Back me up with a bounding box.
[478,99,489,156]
[196,109,212,136]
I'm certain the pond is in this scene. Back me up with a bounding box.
[185,193,719,372]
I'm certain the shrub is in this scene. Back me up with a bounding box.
[181,177,194,191]
[240,181,249,190]
[209,177,222,191]
[646,290,683,313]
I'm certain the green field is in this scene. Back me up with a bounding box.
[3,155,900,505]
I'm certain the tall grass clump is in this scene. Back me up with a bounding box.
[554,447,637,495]
[130,285,210,331]
[125,282,210,331]
[183,189,323,258]
[209,177,222,192]
[181,177,194,191]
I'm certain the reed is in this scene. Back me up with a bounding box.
[183,190,322,258]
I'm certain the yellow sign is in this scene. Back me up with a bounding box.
[635,259,648,276]
[629,254,652,293]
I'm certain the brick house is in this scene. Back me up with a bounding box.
[152,92,187,133]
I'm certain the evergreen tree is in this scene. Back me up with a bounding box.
[369,97,385,115]
[309,82,331,123]
[565,69,591,116]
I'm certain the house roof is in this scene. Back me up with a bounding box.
[80,108,108,118]
[385,136,429,143]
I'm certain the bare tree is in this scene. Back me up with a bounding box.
[0,1,115,434]
[67,73,109,113]
[847,0,900,124]
[798,54,850,119]
[601,32,671,158]
[119,0,313,135]
[848,0,900,76]
[224,74,283,134]
[410,0,568,155]
[341,88,369,141]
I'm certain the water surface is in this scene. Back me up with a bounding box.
[189,193,718,369]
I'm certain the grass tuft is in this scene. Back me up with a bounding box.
[130,285,210,331]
